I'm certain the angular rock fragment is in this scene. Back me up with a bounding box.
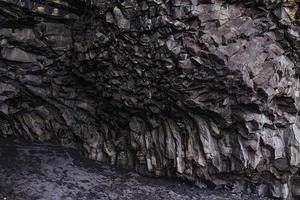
[1,47,37,63]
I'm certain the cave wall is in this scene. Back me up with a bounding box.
[1,0,300,199]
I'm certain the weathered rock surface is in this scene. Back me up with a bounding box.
[0,0,300,199]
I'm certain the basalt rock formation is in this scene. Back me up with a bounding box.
[1,0,300,199]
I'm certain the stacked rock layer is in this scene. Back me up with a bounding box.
[1,0,300,199]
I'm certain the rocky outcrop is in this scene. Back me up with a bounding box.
[1,0,300,199]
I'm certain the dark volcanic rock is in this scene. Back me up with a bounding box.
[0,0,300,199]
[0,137,270,200]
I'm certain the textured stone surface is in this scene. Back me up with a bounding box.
[0,0,300,199]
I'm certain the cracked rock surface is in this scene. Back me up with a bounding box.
[1,0,300,199]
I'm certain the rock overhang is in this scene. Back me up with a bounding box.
[0,0,300,199]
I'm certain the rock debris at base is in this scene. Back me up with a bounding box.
[1,0,300,199]
[0,137,269,200]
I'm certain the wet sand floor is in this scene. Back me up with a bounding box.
[0,137,269,200]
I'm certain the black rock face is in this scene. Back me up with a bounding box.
[0,0,300,199]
